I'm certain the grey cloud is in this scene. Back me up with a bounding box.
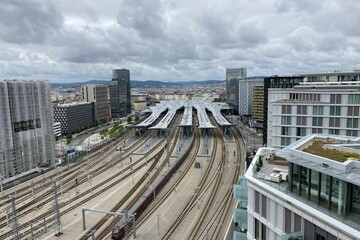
[116,0,165,39]
[274,0,323,13]
[286,26,348,53]
[312,1,360,37]
[0,0,63,44]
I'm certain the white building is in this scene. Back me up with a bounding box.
[226,68,247,112]
[267,82,360,149]
[238,78,263,116]
[0,80,55,179]
[243,134,360,240]
[53,122,62,137]
[302,71,360,83]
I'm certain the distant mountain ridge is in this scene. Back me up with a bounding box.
[51,79,224,88]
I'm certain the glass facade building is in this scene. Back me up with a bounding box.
[109,69,131,118]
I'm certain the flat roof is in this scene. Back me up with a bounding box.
[277,134,360,186]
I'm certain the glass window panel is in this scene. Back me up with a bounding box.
[255,191,260,213]
[294,213,301,232]
[261,195,267,218]
[319,174,330,210]
[300,166,309,199]
[350,184,360,214]
[330,178,345,214]
[255,218,260,239]
[310,170,319,204]
[285,208,291,233]
[291,163,300,195]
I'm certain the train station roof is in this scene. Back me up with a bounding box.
[136,100,232,129]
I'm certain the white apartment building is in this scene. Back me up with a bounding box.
[243,134,360,240]
[267,83,360,149]
[238,78,263,116]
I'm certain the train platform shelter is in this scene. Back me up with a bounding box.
[149,102,184,129]
[136,101,171,127]
[136,100,232,130]
[178,103,193,127]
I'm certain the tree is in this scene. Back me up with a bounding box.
[100,128,109,136]
[135,115,140,122]
[127,116,133,124]
[66,133,72,144]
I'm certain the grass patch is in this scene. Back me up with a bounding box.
[303,140,360,162]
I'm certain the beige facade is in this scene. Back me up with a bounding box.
[252,85,264,122]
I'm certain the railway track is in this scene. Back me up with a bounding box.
[194,126,243,239]
[0,128,158,239]
[76,115,182,240]
[161,125,223,239]
[160,114,242,240]
[134,118,201,233]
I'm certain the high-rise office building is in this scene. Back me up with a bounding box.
[226,68,247,114]
[0,80,55,179]
[81,84,109,123]
[109,69,131,118]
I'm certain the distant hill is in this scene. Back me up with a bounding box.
[51,79,224,88]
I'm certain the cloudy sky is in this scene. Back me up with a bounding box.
[1,0,360,82]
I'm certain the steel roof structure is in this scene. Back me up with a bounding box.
[136,100,231,129]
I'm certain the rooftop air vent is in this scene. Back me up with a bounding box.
[322,163,329,168]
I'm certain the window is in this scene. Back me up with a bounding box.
[296,127,306,136]
[329,106,341,116]
[350,184,360,214]
[294,213,301,232]
[329,117,340,127]
[346,130,358,137]
[316,233,326,240]
[330,94,341,104]
[312,117,323,127]
[330,178,345,214]
[285,208,291,233]
[347,118,359,128]
[282,105,291,114]
[310,169,320,204]
[261,195,267,218]
[281,116,291,125]
[296,116,306,126]
[255,191,260,213]
[312,128,322,133]
[281,137,291,146]
[297,105,307,115]
[319,174,330,210]
[291,163,300,194]
[348,94,360,104]
[255,218,260,239]
[313,106,323,115]
[328,129,339,135]
[347,106,360,116]
[281,126,290,135]
[300,166,309,198]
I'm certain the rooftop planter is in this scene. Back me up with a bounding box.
[303,140,360,163]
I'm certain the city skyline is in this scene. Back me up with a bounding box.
[0,0,360,82]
